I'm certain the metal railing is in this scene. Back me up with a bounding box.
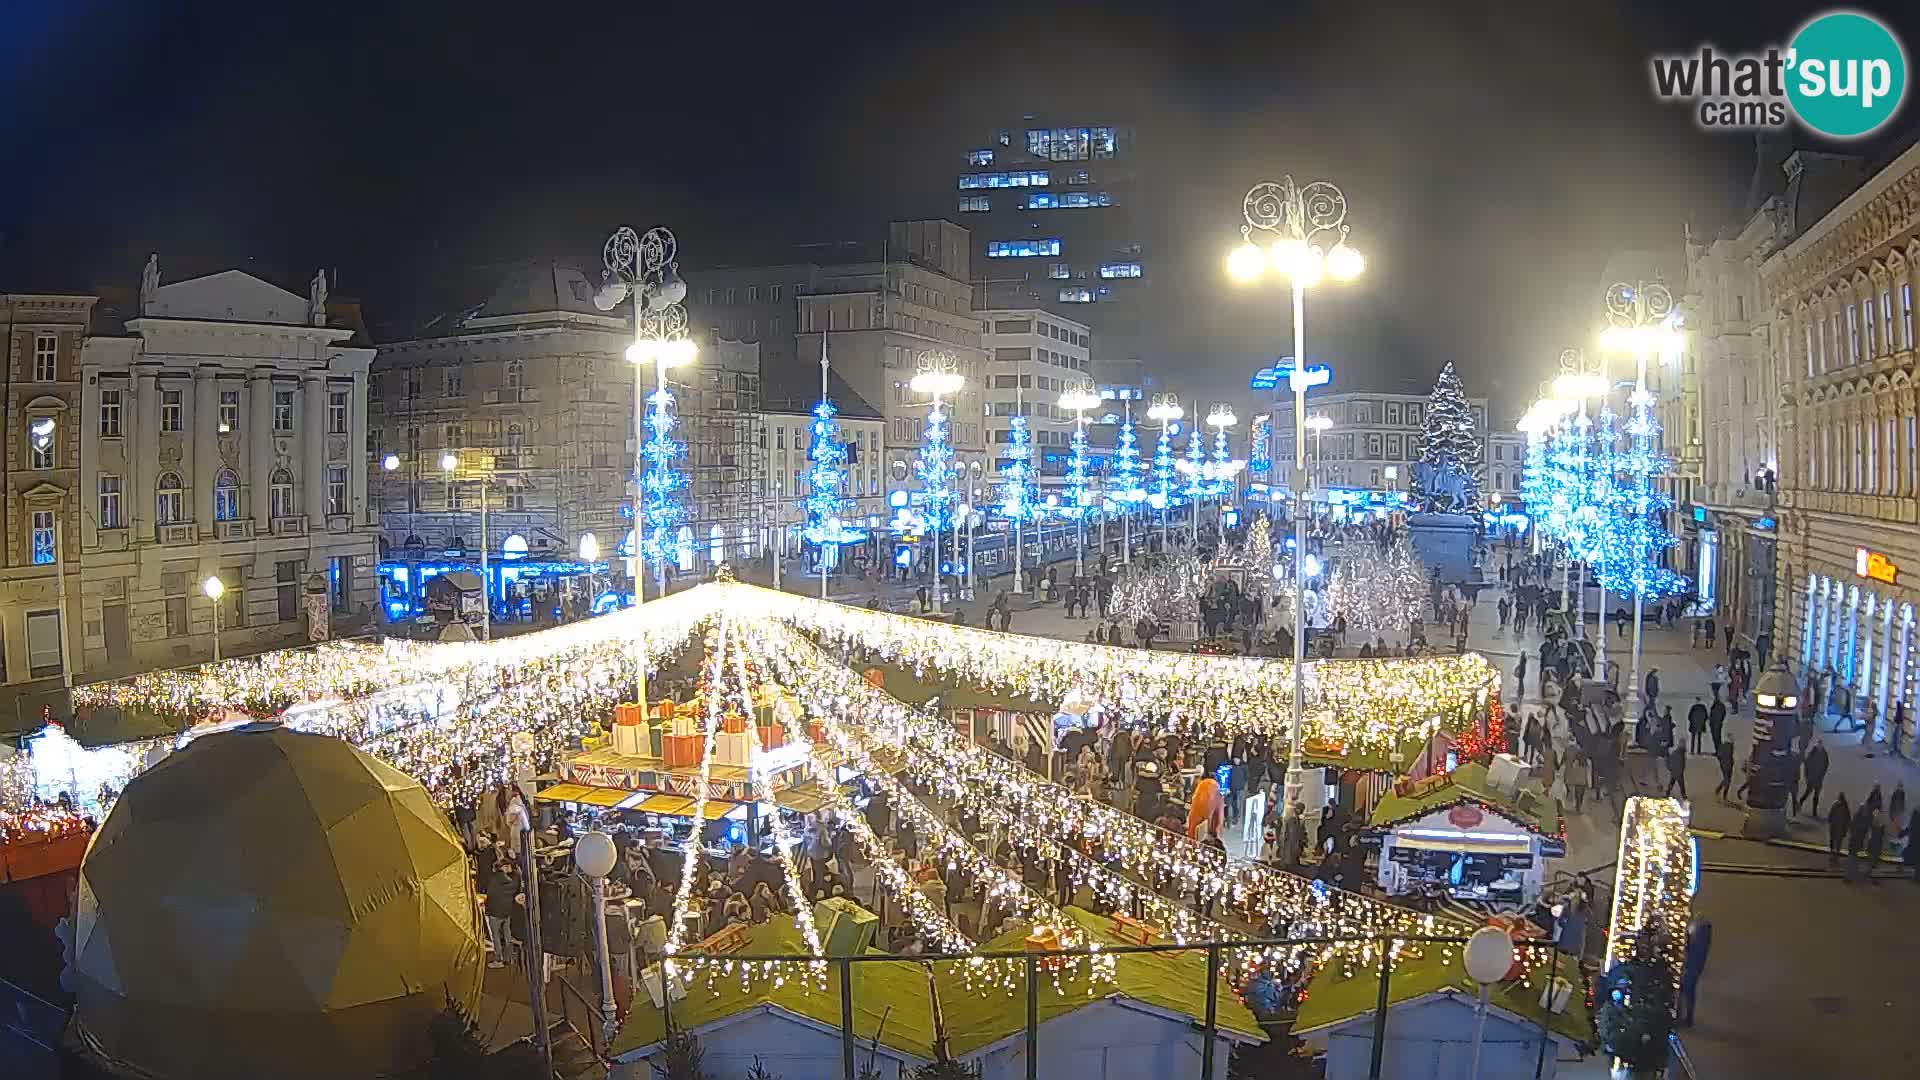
[626,933,1590,1080]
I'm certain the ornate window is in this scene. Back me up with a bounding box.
[270,468,295,519]
[156,472,185,525]
[214,469,240,522]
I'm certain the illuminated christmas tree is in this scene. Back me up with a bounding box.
[1064,416,1092,520]
[1181,427,1208,504]
[640,385,687,565]
[915,399,958,533]
[1601,385,1688,601]
[996,414,1037,524]
[1109,413,1147,509]
[802,398,863,549]
[1150,424,1177,511]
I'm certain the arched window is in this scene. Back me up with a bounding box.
[270,468,295,520]
[505,360,525,390]
[675,525,694,572]
[708,525,725,566]
[213,469,239,522]
[156,472,184,525]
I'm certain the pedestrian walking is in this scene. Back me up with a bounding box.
[1714,738,1735,801]
[1707,697,1727,754]
[1797,736,1828,816]
[1566,746,1590,813]
[1889,782,1907,832]
[1710,663,1726,704]
[1664,738,1688,799]
[1515,653,1529,701]
[1865,808,1889,886]
[1687,698,1708,754]
[1846,802,1873,881]
[1827,793,1852,866]
[1677,918,1712,1026]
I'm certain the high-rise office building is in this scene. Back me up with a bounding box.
[954,121,1148,384]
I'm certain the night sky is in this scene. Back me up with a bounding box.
[4,0,1915,419]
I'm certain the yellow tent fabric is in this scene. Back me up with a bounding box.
[72,723,484,1080]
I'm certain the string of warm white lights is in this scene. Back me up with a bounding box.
[1605,796,1696,998]
[739,620,1478,977]
[723,625,826,986]
[809,766,976,956]
[664,619,731,958]
[725,582,1497,749]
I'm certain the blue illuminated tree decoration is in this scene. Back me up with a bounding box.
[1064,416,1093,519]
[1209,425,1235,497]
[1600,385,1688,600]
[1247,415,1272,498]
[1520,430,1551,530]
[1150,423,1178,510]
[640,385,687,564]
[802,398,863,547]
[1182,426,1209,504]
[915,399,957,533]
[996,414,1037,523]
[1110,413,1147,507]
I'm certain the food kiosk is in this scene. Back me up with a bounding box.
[1368,762,1562,909]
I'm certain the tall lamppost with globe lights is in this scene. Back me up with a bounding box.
[1146,396,1183,552]
[1227,175,1365,821]
[1598,280,1688,726]
[910,352,964,614]
[203,575,226,662]
[594,225,696,719]
[1059,383,1101,574]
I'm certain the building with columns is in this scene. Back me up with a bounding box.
[70,266,378,682]
[1761,139,1920,747]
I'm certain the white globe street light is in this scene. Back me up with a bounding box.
[1230,174,1365,832]
[203,575,226,663]
[573,830,620,1042]
[381,453,400,472]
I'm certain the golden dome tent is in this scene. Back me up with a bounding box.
[71,722,484,1080]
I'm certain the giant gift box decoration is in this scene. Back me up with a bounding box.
[662,733,701,768]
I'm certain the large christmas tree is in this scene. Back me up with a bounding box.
[1412,362,1482,511]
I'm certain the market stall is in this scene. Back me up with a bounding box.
[1367,761,1563,909]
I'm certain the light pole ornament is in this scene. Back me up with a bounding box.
[601,225,691,343]
[599,226,693,572]
[1241,177,1355,278]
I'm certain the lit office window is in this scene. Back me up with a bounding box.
[1099,262,1142,279]
[1059,288,1093,303]
[1026,193,1057,209]
[958,171,1050,190]
[967,149,994,166]
[1048,263,1071,280]
[958,195,990,212]
[987,239,1062,258]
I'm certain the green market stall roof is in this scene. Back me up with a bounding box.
[1292,945,1590,1047]
[611,907,1263,1060]
[1367,762,1559,835]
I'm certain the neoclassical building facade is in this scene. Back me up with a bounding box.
[1762,142,1920,745]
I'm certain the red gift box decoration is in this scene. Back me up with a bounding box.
[662,733,702,768]
[761,722,784,750]
[722,713,747,735]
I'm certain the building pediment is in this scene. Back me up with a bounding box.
[140,270,312,326]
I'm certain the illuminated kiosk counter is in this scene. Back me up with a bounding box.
[1368,760,1563,909]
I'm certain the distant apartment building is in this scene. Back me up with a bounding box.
[979,309,1093,494]
[689,220,992,518]
[1270,389,1491,501]
[954,120,1149,384]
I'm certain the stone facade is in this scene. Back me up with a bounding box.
[73,269,378,684]
[1760,141,1920,744]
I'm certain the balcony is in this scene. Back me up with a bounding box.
[270,515,308,537]
[157,523,196,547]
[215,519,254,541]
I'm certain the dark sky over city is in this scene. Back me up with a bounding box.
[4,0,1916,418]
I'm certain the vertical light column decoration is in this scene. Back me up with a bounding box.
[910,352,964,613]
[1147,396,1183,550]
[1247,413,1273,503]
[1601,280,1690,723]
[1181,424,1209,505]
[802,399,862,592]
[1110,403,1148,565]
[1059,385,1100,575]
[996,413,1036,527]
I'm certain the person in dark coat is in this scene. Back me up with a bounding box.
[1678,918,1712,1026]
[1707,697,1727,754]
[1864,809,1889,886]
[1714,738,1736,802]
[1846,802,1874,880]
[1796,737,1829,817]
[1823,793,1851,864]
[1664,738,1688,800]
[1687,699,1709,754]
